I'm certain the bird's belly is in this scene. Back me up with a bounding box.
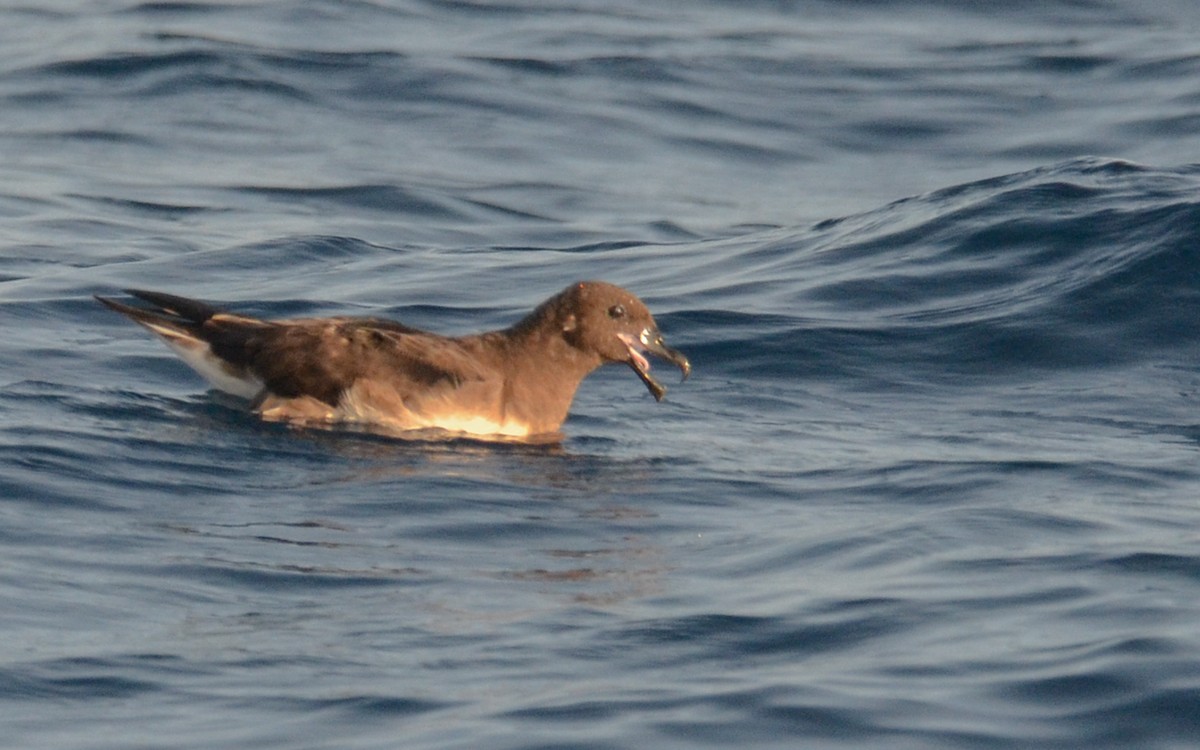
[336,386,533,438]
[414,413,532,437]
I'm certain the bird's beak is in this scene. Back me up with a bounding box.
[618,330,691,402]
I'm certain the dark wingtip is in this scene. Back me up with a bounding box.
[106,289,221,323]
[95,293,138,316]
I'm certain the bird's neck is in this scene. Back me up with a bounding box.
[484,312,602,433]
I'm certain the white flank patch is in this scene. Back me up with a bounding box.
[156,333,263,399]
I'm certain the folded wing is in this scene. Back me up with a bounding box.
[96,291,497,427]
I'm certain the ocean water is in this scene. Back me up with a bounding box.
[4,1,1200,748]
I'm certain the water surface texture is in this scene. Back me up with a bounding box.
[4,1,1200,748]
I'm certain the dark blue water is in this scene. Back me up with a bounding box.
[5,1,1200,747]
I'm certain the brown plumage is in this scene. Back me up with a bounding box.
[95,281,690,441]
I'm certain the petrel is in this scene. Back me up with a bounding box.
[96,281,690,440]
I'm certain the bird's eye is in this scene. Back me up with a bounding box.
[608,304,626,319]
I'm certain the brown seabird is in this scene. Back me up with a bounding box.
[96,281,690,441]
